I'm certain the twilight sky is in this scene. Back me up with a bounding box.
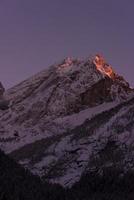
[0,0,134,88]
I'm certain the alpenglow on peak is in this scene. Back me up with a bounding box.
[93,54,115,78]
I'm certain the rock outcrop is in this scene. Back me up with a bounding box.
[0,82,9,110]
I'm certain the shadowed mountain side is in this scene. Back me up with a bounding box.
[0,149,65,200]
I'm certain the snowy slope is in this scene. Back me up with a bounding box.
[0,55,134,187]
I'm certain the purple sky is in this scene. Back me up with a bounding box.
[0,0,134,88]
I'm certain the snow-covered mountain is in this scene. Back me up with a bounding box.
[0,54,134,187]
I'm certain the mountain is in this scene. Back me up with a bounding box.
[0,54,134,188]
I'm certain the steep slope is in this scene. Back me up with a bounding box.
[2,148,134,200]
[0,149,65,200]
[0,82,9,110]
[0,55,134,187]
[7,96,134,187]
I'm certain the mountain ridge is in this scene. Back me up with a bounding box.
[0,54,134,187]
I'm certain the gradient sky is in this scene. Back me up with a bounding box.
[0,0,134,88]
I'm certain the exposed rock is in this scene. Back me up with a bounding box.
[0,81,5,97]
[0,82,9,110]
[0,55,134,187]
[93,54,116,78]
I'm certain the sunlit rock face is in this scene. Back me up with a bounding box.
[93,54,116,78]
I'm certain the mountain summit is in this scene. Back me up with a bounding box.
[93,54,115,78]
[6,54,132,116]
[0,55,134,187]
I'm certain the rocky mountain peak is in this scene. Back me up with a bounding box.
[61,57,73,67]
[93,54,116,78]
[5,55,133,118]
[0,55,134,187]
